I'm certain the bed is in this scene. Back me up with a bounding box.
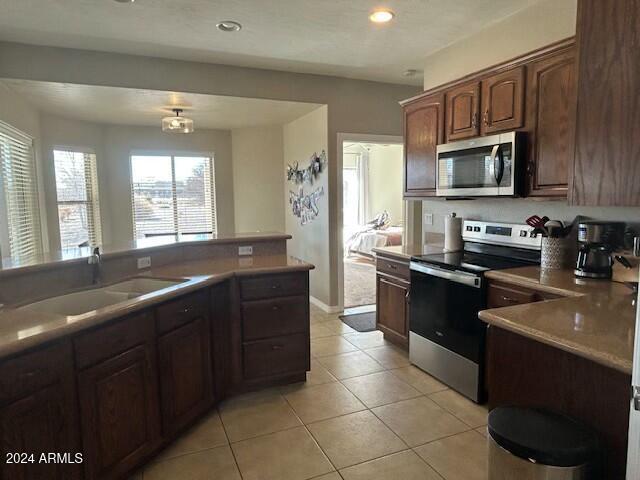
[346,225,403,257]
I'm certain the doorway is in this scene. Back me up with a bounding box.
[341,139,404,311]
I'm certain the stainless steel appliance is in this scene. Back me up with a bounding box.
[409,220,541,403]
[574,221,626,279]
[627,237,640,479]
[436,131,525,197]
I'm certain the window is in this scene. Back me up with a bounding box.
[53,149,102,249]
[130,154,217,239]
[0,121,43,262]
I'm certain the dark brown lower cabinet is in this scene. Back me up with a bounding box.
[487,326,630,479]
[376,274,409,349]
[78,344,161,480]
[0,342,81,480]
[158,317,213,437]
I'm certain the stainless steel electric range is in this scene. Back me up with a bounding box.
[409,220,542,403]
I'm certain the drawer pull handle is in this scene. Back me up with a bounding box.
[271,285,280,290]
[388,264,397,270]
[501,296,516,303]
[20,369,43,379]
[271,344,284,350]
[272,306,280,311]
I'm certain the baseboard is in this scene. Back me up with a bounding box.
[309,296,342,314]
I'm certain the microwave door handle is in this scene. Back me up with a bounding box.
[493,145,505,185]
[489,145,499,185]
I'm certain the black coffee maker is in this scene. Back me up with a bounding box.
[574,221,625,279]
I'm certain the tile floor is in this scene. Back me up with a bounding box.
[135,305,489,479]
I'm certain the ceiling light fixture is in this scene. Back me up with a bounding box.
[369,9,394,23]
[216,21,242,32]
[113,0,135,3]
[403,69,420,77]
[162,109,194,134]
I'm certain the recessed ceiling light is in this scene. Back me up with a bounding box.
[216,21,242,32]
[369,10,395,23]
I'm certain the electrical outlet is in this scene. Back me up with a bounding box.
[239,257,254,267]
[137,256,151,269]
[424,213,433,225]
[238,245,253,256]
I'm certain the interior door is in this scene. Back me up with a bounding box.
[627,266,640,479]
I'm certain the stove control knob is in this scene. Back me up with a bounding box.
[530,231,537,238]
[520,230,528,237]
[473,226,481,232]
[466,226,473,232]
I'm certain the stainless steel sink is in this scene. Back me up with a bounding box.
[20,277,185,316]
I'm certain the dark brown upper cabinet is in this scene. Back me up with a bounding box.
[526,47,576,197]
[403,93,444,197]
[571,0,640,206]
[445,82,480,141]
[480,67,525,135]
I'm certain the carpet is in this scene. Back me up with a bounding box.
[339,312,377,332]
[344,258,376,308]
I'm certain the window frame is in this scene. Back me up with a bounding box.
[129,150,217,240]
[52,146,103,250]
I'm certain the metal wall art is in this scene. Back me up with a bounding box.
[286,150,327,185]
[289,186,324,226]
[286,150,326,225]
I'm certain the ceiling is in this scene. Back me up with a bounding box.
[0,0,539,85]
[0,79,322,129]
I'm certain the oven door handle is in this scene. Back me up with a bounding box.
[410,262,482,288]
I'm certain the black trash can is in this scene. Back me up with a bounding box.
[488,407,600,480]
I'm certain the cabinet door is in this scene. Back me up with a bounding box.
[572,0,640,206]
[480,67,525,135]
[376,275,409,348]
[403,94,444,197]
[445,82,480,141]
[526,48,576,197]
[0,349,81,480]
[78,344,161,480]
[158,317,213,437]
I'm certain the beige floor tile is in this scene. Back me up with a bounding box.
[339,450,442,480]
[231,426,334,480]
[389,366,449,395]
[153,410,228,462]
[219,389,301,442]
[311,322,337,339]
[341,371,422,408]
[284,382,366,424]
[364,345,411,369]
[372,397,469,447]
[308,410,407,469]
[321,319,357,335]
[429,390,488,428]
[342,331,387,349]
[280,360,338,394]
[143,445,241,480]
[312,473,343,480]
[475,426,488,437]
[316,350,385,380]
[414,431,488,480]
[311,336,359,357]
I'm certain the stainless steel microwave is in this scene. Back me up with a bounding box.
[436,131,525,197]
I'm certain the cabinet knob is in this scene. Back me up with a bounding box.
[471,113,478,128]
[483,109,490,126]
[272,305,280,311]
[388,263,397,270]
[271,344,284,350]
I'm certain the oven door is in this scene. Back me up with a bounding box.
[409,262,485,363]
[436,131,518,197]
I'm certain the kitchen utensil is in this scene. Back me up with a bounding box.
[544,220,563,238]
[615,255,633,269]
[526,215,549,236]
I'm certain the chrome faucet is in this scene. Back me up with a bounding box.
[88,246,101,284]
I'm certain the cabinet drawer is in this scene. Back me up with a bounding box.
[74,311,155,370]
[487,283,538,308]
[240,273,307,300]
[242,296,307,341]
[0,341,72,404]
[156,290,209,335]
[243,333,307,380]
[376,256,410,280]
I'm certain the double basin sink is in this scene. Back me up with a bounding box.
[20,278,186,316]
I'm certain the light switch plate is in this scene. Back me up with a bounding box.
[137,256,151,269]
[424,213,433,225]
[238,245,253,256]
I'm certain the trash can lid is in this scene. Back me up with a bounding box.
[488,407,599,467]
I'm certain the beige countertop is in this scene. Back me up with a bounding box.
[372,243,445,261]
[479,266,637,374]
[0,254,313,361]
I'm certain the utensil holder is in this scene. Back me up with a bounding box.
[541,237,570,270]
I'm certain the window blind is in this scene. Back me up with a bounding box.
[53,149,102,249]
[131,155,217,239]
[0,121,43,262]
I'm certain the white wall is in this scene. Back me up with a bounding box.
[284,106,329,304]
[422,0,578,90]
[103,125,234,243]
[232,126,285,233]
[367,144,403,225]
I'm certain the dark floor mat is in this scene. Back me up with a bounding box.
[339,312,376,332]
